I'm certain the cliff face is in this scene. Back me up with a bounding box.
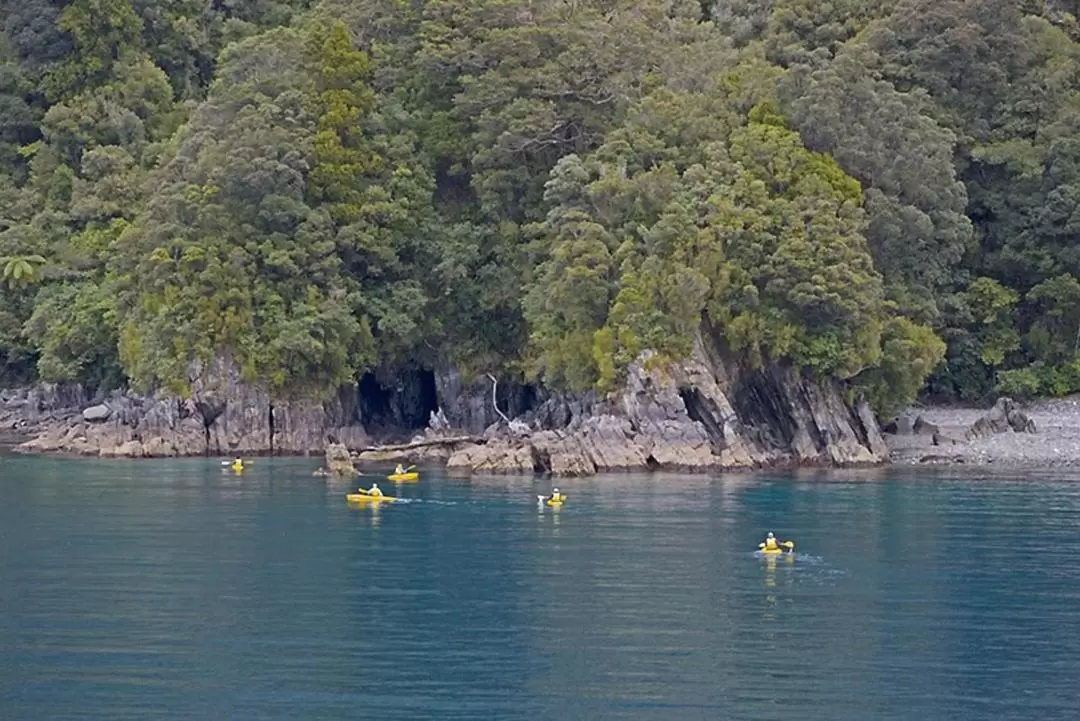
[2,358,368,457]
[2,333,886,472]
[444,332,886,475]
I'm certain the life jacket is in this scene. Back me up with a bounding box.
[370,487,383,497]
[764,537,778,550]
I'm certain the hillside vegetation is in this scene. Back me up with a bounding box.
[3,0,1080,414]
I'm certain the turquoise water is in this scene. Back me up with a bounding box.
[2,457,1080,720]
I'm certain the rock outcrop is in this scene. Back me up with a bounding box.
[4,357,370,458]
[444,332,886,475]
[4,332,887,474]
[82,404,112,422]
[324,443,358,478]
[433,366,536,434]
[965,396,1037,440]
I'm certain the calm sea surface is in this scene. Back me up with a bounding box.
[2,456,1080,720]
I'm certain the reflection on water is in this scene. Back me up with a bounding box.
[2,459,1080,720]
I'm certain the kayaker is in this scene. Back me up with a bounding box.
[762,532,779,551]
[394,463,405,475]
[369,483,383,497]
[550,488,565,502]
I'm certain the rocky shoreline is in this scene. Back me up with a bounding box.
[0,333,892,476]
[7,374,1080,472]
[885,396,1080,468]
[12,334,1077,475]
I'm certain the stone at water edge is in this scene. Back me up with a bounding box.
[324,442,357,478]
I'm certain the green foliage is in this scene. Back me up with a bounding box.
[855,316,946,416]
[996,359,1080,399]
[0,255,46,289]
[523,96,901,396]
[48,0,144,100]
[2,0,1080,414]
[307,22,379,222]
[963,277,1021,368]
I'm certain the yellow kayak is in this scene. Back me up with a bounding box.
[540,495,567,507]
[758,541,795,555]
[346,492,397,503]
[387,472,419,482]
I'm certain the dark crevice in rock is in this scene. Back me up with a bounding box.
[679,385,725,454]
[407,370,439,429]
[795,380,826,451]
[645,454,660,470]
[195,399,225,427]
[517,384,538,415]
[849,403,871,447]
[357,370,439,437]
[268,403,275,454]
[732,372,794,451]
[195,399,224,455]
[357,373,393,430]
[531,445,551,474]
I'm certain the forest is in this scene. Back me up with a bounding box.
[2,0,1080,417]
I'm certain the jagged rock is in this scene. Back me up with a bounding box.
[8,355,372,457]
[142,437,176,457]
[6,328,888,473]
[433,366,535,434]
[447,441,535,473]
[529,430,595,476]
[965,397,1037,440]
[324,442,357,478]
[443,330,885,476]
[357,449,412,463]
[508,419,531,438]
[574,415,651,471]
[100,440,145,458]
[856,400,891,459]
[82,404,112,422]
[428,408,451,433]
[932,431,961,446]
[913,416,939,436]
[919,454,965,464]
[882,415,915,435]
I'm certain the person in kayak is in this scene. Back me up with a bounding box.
[762,532,779,551]
[394,463,405,475]
[549,488,565,503]
[369,483,383,497]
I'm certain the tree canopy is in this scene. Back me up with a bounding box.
[4,0,1080,414]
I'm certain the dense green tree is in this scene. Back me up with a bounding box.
[782,47,971,322]
[8,0,1080,415]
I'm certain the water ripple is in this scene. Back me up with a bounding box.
[3,461,1080,719]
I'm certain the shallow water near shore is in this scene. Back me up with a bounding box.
[2,457,1080,720]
